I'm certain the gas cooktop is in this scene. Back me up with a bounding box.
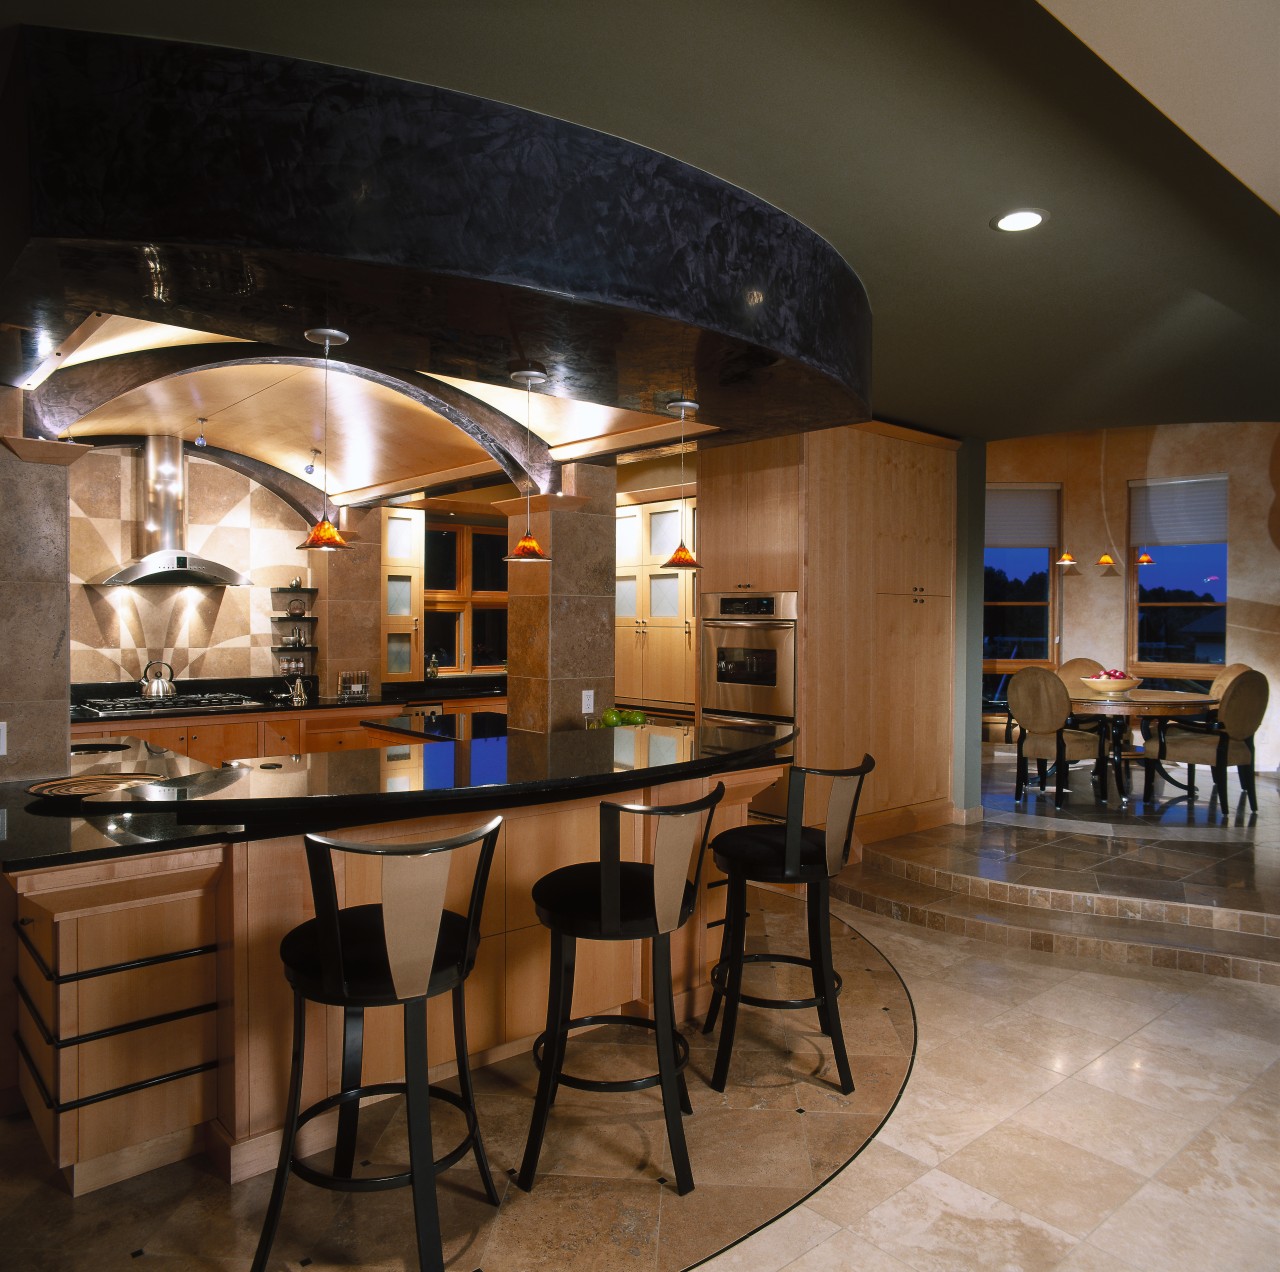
[80,693,266,717]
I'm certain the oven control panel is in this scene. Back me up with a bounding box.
[700,592,798,620]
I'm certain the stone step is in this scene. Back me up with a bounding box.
[835,860,1280,983]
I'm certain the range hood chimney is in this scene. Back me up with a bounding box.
[95,436,252,587]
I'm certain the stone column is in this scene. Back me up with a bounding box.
[501,462,616,733]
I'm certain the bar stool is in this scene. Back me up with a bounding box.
[251,816,504,1272]
[702,755,874,1094]
[517,783,724,1197]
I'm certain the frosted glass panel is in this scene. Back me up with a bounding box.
[648,508,680,559]
[386,632,412,675]
[648,734,677,767]
[617,514,640,562]
[616,576,638,618]
[613,729,636,768]
[386,515,417,561]
[649,572,679,619]
[386,574,412,616]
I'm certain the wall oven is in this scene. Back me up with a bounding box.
[699,591,798,723]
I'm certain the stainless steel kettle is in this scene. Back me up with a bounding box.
[140,660,176,698]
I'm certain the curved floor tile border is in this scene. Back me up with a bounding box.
[0,887,916,1271]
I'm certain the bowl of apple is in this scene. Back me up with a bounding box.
[1080,670,1141,695]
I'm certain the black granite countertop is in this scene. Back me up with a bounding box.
[69,675,506,723]
[2,714,789,873]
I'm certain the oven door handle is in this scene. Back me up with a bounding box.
[703,620,795,631]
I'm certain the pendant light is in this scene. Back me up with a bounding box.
[297,328,354,551]
[662,397,700,569]
[1136,551,1156,566]
[504,360,551,563]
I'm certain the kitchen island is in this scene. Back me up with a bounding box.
[1,716,789,1195]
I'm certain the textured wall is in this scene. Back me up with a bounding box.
[68,448,316,682]
[0,390,71,780]
[988,421,1280,770]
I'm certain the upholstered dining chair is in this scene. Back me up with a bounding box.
[1056,657,1107,731]
[1007,666,1106,809]
[1153,669,1269,813]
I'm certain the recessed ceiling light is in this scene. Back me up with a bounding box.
[992,208,1048,232]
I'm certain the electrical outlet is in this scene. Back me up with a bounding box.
[0,721,6,757]
[581,690,594,715]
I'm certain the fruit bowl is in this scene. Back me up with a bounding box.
[1080,674,1141,695]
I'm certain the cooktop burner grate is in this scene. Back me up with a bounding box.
[81,693,266,717]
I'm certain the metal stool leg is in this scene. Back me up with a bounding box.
[517,930,576,1191]
[251,990,306,1272]
[701,893,733,1035]
[805,883,834,1037]
[451,983,500,1206]
[402,997,444,1272]
[710,873,748,1093]
[332,1005,364,1179]
[652,933,694,1194]
[811,878,853,1094]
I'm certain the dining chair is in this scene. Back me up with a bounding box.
[1153,669,1269,813]
[1056,657,1107,732]
[1007,667,1106,808]
[251,817,504,1272]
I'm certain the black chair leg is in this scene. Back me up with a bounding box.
[252,990,306,1272]
[451,983,500,1206]
[652,934,694,1194]
[1241,764,1259,813]
[517,930,576,1192]
[402,997,444,1272]
[1186,764,1197,798]
[1212,762,1229,814]
[811,879,853,1095]
[1014,747,1027,801]
[1037,758,1049,791]
[1053,759,1068,808]
[805,883,834,1037]
[333,1006,365,1179]
[701,894,733,1036]
[710,873,748,1093]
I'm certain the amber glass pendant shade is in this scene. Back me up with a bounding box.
[1055,551,1076,566]
[663,395,701,569]
[1136,551,1155,565]
[505,529,551,562]
[504,360,552,563]
[1096,552,1117,566]
[663,539,700,569]
[297,517,351,551]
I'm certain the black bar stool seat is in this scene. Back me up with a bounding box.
[251,817,504,1272]
[702,755,875,1096]
[517,783,724,1197]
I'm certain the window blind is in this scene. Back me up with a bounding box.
[1129,476,1227,545]
[984,485,1060,548]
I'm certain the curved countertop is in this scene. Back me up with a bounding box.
[2,714,791,872]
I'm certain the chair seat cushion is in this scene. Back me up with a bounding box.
[1161,730,1251,767]
[532,861,692,939]
[710,823,829,883]
[280,903,471,1006]
[1022,727,1100,763]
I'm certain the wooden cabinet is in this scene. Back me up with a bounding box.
[299,705,402,752]
[181,722,259,765]
[615,498,696,708]
[866,430,955,597]
[9,850,224,1194]
[381,507,425,682]
[259,717,301,757]
[696,436,801,593]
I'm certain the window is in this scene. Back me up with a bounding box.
[424,523,508,672]
[1129,477,1227,674]
[982,485,1059,708]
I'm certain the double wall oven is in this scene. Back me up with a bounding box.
[699,591,797,727]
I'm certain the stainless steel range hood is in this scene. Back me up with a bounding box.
[94,436,252,587]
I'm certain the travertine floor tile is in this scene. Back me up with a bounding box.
[693,1204,840,1272]
[776,1226,917,1271]
[939,1121,1145,1238]
[980,1004,1117,1075]
[1089,1179,1279,1272]
[803,1139,929,1228]
[1078,1040,1251,1122]
[850,1168,1076,1271]
[1021,982,1169,1040]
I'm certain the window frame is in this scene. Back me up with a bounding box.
[423,522,509,674]
[1127,544,1227,679]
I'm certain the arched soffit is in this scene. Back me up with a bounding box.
[22,343,551,491]
[4,26,870,437]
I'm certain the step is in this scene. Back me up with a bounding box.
[834,860,1280,982]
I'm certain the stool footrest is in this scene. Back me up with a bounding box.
[291,1080,480,1191]
[532,1013,690,1094]
[709,951,843,1012]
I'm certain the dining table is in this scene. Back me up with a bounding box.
[1067,686,1218,803]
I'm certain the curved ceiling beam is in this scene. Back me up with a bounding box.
[2,27,870,439]
[22,342,553,491]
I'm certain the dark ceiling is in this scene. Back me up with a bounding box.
[2,0,1278,445]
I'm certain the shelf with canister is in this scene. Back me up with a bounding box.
[270,586,319,674]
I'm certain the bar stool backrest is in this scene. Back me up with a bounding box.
[599,783,725,934]
[302,817,502,1001]
[1217,669,1269,741]
[784,753,876,877]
